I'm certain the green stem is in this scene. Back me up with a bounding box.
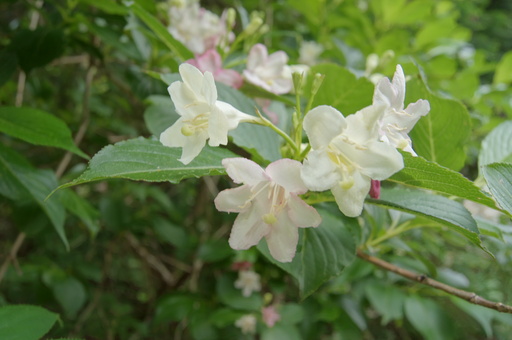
[254,109,299,153]
[366,222,439,248]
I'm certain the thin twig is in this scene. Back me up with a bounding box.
[0,233,26,284]
[357,250,512,314]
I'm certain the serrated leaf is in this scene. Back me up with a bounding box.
[478,121,512,168]
[482,163,512,215]
[0,107,88,158]
[130,3,193,61]
[407,75,471,171]
[0,305,59,340]
[390,152,498,210]
[369,188,482,249]
[258,208,357,299]
[0,144,68,249]
[304,63,374,114]
[56,137,236,191]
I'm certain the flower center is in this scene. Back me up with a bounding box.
[181,113,209,136]
[327,140,359,190]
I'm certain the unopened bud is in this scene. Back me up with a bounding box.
[366,53,379,73]
[226,8,236,28]
[292,71,304,94]
[369,180,381,199]
[310,73,325,97]
[244,16,263,36]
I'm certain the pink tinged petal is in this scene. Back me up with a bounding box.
[265,212,299,262]
[208,105,229,146]
[304,105,347,150]
[265,159,307,194]
[160,118,187,148]
[391,64,406,108]
[185,58,200,68]
[265,51,289,75]
[287,195,322,228]
[179,131,208,164]
[247,44,268,71]
[301,150,340,191]
[197,49,222,73]
[214,69,243,89]
[215,185,253,213]
[331,171,371,217]
[269,78,293,95]
[229,208,270,250]
[222,158,268,185]
[243,70,271,91]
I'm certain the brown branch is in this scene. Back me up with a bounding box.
[357,250,512,314]
[0,232,26,284]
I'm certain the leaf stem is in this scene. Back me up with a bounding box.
[254,108,299,153]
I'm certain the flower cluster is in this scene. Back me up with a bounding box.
[161,1,430,263]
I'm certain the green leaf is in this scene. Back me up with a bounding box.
[365,281,405,324]
[482,163,512,215]
[390,153,498,210]
[78,0,128,15]
[0,144,68,249]
[59,189,100,237]
[9,28,65,73]
[404,295,455,340]
[258,208,357,299]
[217,82,282,162]
[0,50,17,88]
[304,63,374,115]
[450,297,495,338]
[0,305,59,340]
[143,95,176,136]
[494,50,512,85]
[478,121,512,168]
[154,294,196,324]
[407,74,471,171]
[56,137,236,191]
[369,188,482,248]
[261,324,302,340]
[0,107,88,159]
[130,3,193,61]
[52,277,87,319]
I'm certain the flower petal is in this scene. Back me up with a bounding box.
[301,149,340,191]
[265,159,307,194]
[215,185,253,213]
[344,104,384,143]
[229,207,270,250]
[208,105,229,146]
[246,44,268,71]
[222,158,268,185]
[304,105,347,150]
[160,118,186,148]
[179,131,208,164]
[347,140,404,180]
[265,212,299,262]
[201,71,217,104]
[331,171,371,217]
[403,99,430,132]
[179,63,205,90]
[216,101,256,128]
[391,64,406,108]
[287,195,322,228]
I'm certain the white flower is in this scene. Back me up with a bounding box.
[299,41,323,66]
[160,64,257,164]
[168,2,231,55]
[234,270,261,297]
[243,44,293,94]
[235,314,257,334]
[301,105,404,217]
[214,158,321,263]
[373,65,430,156]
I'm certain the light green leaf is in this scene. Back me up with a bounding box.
[304,64,374,115]
[369,188,482,248]
[404,295,455,340]
[482,163,512,215]
[365,281,405,324]
[130,3,193,61]
[78,0,128,14]
[258,208,357,299]
[0,305,59,340]
[56,137,236,191]
[52,277,87,319]
[494,51,512,85]
[478,121,512,168]
[261,324,302,340]
[0,144,68,249]
[390,152,498,210]
[0,107,88,158]
[407,74,471,171]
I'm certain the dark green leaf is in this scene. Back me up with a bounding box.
[404,295,455,340]
[407,74,471,171]
[143,95,176,136]
[365,281,405,324]
[0,107,88,158]
[390,152,498,210]
[0,305,59,340]
[52,277,87,319]
[258,208,357,299]
[0,144,68,249]
[130,3,193,61]
[216,275,263,311]
[59,189,100,237]
[55,137,236,194]
[0,51,17,88]
[78,0,128,14]
[369,188,482,249]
